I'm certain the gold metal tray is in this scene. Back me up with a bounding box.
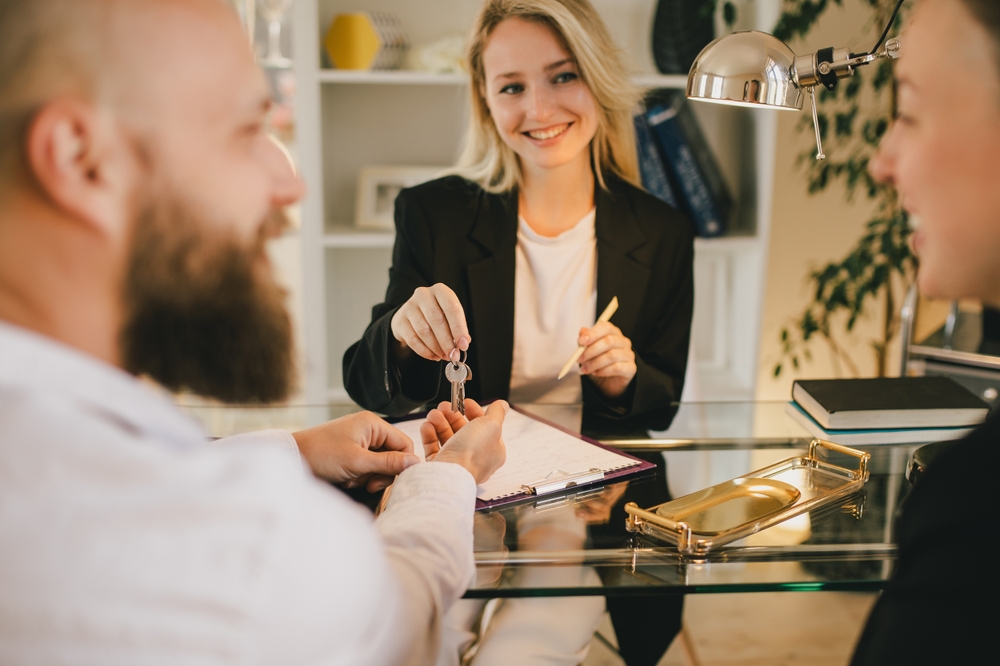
[625,439,870,557]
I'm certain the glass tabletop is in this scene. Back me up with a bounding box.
[179,400,919,598]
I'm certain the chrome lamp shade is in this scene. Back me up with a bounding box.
[686,31,803,111]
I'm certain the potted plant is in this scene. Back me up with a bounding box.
[770,0,914,379]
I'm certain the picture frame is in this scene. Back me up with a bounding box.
[355,165,444,229]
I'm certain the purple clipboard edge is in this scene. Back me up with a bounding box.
[387,404,656,511]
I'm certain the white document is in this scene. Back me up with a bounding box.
[391,409,640,502]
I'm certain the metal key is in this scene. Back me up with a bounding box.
[445,359,470,416]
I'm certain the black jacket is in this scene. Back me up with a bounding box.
[343,174,694,418]
[850,408,1000,664]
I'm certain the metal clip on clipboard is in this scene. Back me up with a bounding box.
[521,468,605,496]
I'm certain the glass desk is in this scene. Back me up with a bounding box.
[180,401,919,600]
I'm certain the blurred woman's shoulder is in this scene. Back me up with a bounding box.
[395,175,514,236]
[400,174,488,206]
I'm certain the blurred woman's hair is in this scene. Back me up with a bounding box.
[959,0,1000,72]
[453,0,641,193]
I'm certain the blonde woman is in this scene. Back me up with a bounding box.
[344,0,694,421]
[345,2,691,663]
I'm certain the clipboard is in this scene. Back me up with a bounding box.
[389,405,656,511]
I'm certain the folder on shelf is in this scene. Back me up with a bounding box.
[390,406,655,510]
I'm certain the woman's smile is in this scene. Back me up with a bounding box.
[482,18,599,174]
[524,122,572,143]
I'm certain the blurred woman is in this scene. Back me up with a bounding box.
[854,0,1000,662]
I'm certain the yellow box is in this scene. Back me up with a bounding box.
[325,12,408,70]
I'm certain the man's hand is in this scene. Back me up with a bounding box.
[428,400,508,485]
[292,411,420,493]
[419,398,487,460]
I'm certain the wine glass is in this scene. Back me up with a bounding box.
[257,0,294,68]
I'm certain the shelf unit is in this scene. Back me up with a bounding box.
[293,0,780,406]
[316,68,689,88]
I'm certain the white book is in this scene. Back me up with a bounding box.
[785,402,976,446]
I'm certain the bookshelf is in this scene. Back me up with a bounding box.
[292,0,781,406]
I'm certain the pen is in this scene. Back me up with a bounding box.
[557,296,619,380]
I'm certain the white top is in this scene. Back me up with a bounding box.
[509,209,597,404]
[0,320,476,665]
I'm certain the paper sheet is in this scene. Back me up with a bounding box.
[391,409,640,501]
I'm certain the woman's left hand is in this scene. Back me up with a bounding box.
[577,322,637,399]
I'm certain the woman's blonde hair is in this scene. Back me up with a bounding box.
[454,0,641,193]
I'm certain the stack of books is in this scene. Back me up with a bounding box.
[634,92,734,238]
[786,376,990,445]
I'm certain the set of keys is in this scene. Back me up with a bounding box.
[445,348,472,416]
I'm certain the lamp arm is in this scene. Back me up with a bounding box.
[799,38,902,162]
[826,39,903,75]
[808,88,825,161]
[796,38,902,90]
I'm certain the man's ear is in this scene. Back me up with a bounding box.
[25,98,134,239]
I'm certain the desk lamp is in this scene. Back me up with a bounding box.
[686,0,905,160]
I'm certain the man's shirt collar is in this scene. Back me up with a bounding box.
[0,320,206,449]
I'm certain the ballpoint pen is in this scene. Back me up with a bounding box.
[557,296,619,380]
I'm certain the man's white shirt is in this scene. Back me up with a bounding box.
[0,321,477,665]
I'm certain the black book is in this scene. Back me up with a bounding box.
[633,112,680,209]
[644,93,733,238]
[792,376,989,430]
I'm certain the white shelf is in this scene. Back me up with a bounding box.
[317,69,688,90]
[318,69,469,85]
[327,387,353,403]
[631,73,689,90]
[324,227,395,249]
[322,228,759,250]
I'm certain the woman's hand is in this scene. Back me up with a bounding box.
[390,283,470,362]
[577,322,637,399]
[575,482,629,525]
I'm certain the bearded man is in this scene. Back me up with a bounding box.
[0,0,506,663]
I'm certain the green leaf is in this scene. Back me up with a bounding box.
[723,1,737,27]
[873,60,894,91]
[774,0,835,42]
[801,310,819,339]
[844,75,862,100]
[774,364,783,377]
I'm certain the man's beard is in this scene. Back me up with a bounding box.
[119,196,295,404]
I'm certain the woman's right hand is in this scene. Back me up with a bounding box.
[390,283,471,362]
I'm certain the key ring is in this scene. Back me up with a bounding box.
[449,347,467,368]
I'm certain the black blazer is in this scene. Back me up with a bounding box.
[343,174,694,418]
[850,409,1000,664]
